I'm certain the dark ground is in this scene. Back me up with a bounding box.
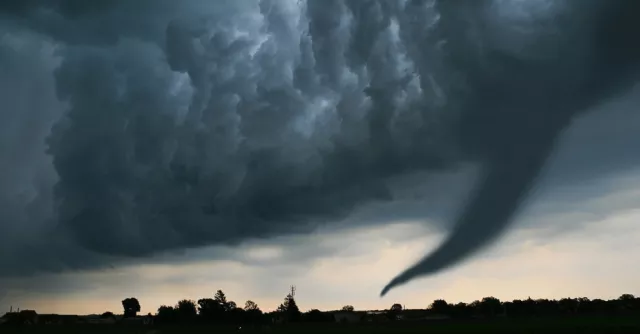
[3,315,640,334]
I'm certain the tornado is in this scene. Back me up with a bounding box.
[381,129,560,296]
[381,0,640,296]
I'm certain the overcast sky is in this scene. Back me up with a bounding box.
[1,0,639,314]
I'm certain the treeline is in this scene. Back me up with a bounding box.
[424,294,640,319]
[120,289,305,325]
[113,292,639,325]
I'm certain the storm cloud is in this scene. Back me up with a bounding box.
[381,0,640,295]
[0,0,639,296]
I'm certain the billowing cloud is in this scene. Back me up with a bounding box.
[0,0,638,297]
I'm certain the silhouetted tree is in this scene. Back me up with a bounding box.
[122,297,141,318]
[214,290,228,308]
[176,299,198,322]
[619,294,635,301]
[341,305,355,312]
[618,294,637,311]
[479,297,501,317]
[243,300,263,324]
[429,299,450,315]
[244,300,260,312]
[276,294,290,312]
[277,293,301,322]
[198,298,223,323]
[197,298,216,313]
[207,289,237,314]
[156,305,178,324]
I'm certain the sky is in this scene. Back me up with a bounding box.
[1,0,639,315]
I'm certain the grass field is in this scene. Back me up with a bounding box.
[3,315,640,334]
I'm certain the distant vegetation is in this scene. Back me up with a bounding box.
[139,290,640,324]
[2,290,639,332]
[105,292,640,324]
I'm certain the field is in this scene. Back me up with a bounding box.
[3,315,640,334]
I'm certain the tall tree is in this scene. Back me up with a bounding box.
[122,298,141,318]
[214,290,228,307]
[277,293,301,322]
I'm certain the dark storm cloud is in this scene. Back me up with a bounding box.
[0,0,639,296]
[381,0,640,295]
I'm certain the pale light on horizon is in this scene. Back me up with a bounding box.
[3,208,639,315]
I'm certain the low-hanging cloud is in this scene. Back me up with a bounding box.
[0,0,639,297]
